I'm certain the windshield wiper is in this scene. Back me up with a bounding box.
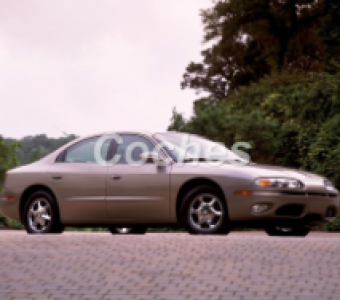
[183,158,209,163]
[225,158,250,165]
[183,158,250,164]
[183,158,224,163]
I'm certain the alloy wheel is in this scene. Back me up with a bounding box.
[189,193,224,231]
[115,227,132,234]
[276,227,293,233]
[27,198,52,233]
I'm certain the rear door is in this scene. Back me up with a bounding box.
[48,136,110,222]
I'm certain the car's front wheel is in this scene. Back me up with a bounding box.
[265,226,310,237]
[23,191,63,234]
[181,185,230,235]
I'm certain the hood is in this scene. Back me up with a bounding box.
[187,161,326,185]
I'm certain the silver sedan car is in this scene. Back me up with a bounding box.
[0,131,338,236]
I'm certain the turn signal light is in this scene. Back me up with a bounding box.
[257,179,271,186]
[233,190,253,196]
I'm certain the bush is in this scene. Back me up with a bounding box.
[324,213,340,232]
[169,72,340,187]
[0,213,8,227]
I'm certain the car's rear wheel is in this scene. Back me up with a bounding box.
[23,191,62,234]
[53,223,65,234]
[108,226,147,235]
[265,226,310,237]
[181,185,230,235]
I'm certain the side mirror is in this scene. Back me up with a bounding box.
[139,152,170,166]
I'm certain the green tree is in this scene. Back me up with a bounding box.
[308,116,340,185]
[0,136,20,227]
[168,108,188,132]
[170,72,340,187]
[322,0,340,73]
[182,0,325,101]
[0,136,19,188]
[27,146,49,164]
[6,134,77,165]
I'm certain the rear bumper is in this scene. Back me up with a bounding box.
[228,190,339,226]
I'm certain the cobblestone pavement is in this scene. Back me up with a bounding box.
[0,231,340,300]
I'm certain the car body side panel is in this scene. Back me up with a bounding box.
[47,163,108,221]
[106,164,171,219]
[169,163,255,220]
[0,163,50,222]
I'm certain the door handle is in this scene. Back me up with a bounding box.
[111,175,121,180]
[52,175,62,180]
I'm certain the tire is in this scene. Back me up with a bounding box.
[180,185,230,235]
[53,223,65,234]
[109,226,147,235]
[23,190,62,234]
[265,226,310,237]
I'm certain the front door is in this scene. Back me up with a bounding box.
[106,134,171,220]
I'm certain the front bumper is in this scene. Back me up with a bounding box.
[228,190,339,226]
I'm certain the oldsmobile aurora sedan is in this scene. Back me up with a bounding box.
[0,131,338,236]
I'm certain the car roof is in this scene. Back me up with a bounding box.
[76,131,154,140]
[79,131,184,140]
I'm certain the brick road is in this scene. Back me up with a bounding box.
[0,231,340,300]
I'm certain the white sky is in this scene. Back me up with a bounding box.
[0,0,211,139]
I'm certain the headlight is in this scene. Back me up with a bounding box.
[324,180,336,190]
[255,178,304,189]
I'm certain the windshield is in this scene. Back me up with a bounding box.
[154,132,246,164]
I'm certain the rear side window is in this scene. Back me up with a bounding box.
[62,137,110,164]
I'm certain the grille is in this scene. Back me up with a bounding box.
[307,192,327,197]
[281,191,306,196]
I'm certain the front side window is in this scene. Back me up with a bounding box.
[64,137,110,164]
[114,134,155,165]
